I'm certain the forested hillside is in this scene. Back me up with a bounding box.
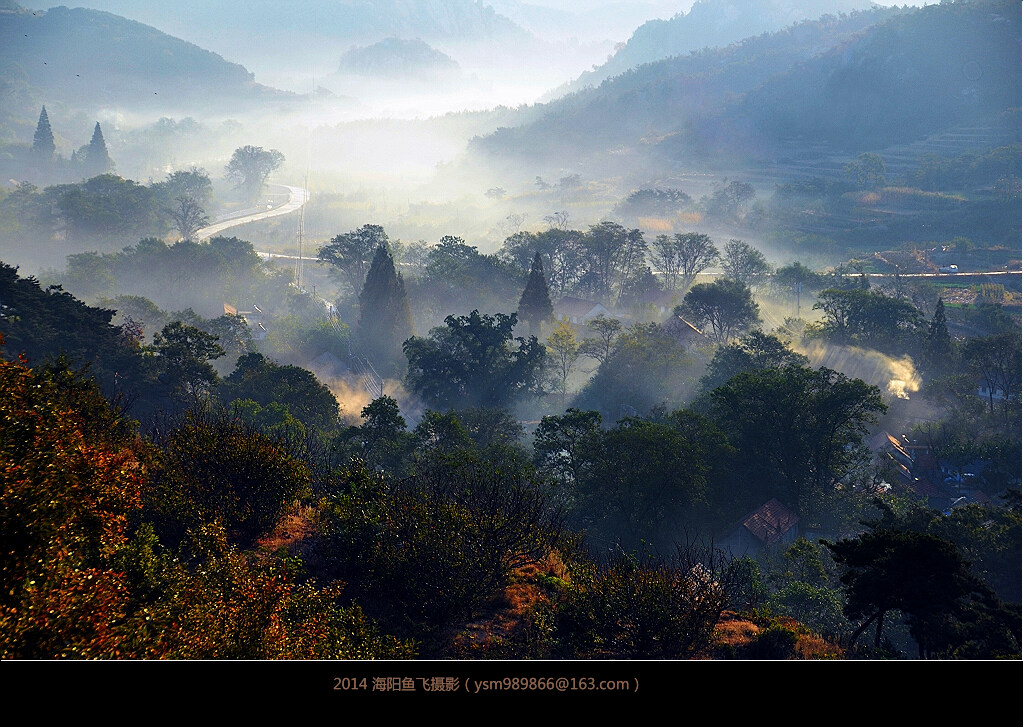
[0,4,293,118]
[560,0,873,95]
[475,1,1020,170]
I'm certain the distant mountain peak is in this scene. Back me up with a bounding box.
[561,0,875,95]
[0,5,295,114]
[335,38,460,79]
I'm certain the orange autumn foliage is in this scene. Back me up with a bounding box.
[0,342,147,657]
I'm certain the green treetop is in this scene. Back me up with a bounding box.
[922,298,953,372]
[81,122,114,178]
[357,244,414,375]
[32,106,55,160]
[517,251,554,337]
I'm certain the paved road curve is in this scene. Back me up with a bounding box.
[195,184,310,241]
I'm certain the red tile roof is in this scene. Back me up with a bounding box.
[742,498,799,546]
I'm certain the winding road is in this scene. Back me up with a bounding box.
[194,184,310,241]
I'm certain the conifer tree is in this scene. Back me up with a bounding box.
[517,251,554,337]
[31,106,55,160]
[922,298,953,372]
[81,122,114,178]
[357,244,414,374]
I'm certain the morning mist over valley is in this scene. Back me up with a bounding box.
[0,0,1019,665]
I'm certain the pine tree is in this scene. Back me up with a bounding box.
[922,298,953,372]
[31,106,55,160]
[517,251,554,337]
[81,122,114,178]
[357,244,414,374]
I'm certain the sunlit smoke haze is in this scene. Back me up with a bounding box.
[794,340,922,400]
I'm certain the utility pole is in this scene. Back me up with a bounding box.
[296,135,311,290]
[296,194,305,289]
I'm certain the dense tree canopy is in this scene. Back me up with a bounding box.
[962,332,1021,421]
[704,180,755,221]
[809,288,924,351]
[146,412,311,545]
[317,451,562,631]
[0,349,409,659]
[721,239,771,289]
[403,310,547,410]
[710,365,887,520]
[411,235,524,317]
[682,278,760,343]
[0,351,143,622]
[0,352,146,658]
[0,261,148,401]
[61,235,287,319]
[827,524,1019,658]
[699,330,809,393]
[318,224,390,296]
[574,322,695,418]
[153,167,213,241]
[615,188,694,219]
[534,407,735,549]
[577,221,648,305]
[225,145,284,200]
[219,351,341,435]
[150,321,225,409]
[52,174,161,243]
[771,261,827,301]
[500,228,586,300]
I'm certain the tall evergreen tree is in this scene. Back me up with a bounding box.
[81,122,114,178]
[517,251,554,337]
[357,244,414,374]
[31,106,55,160]
[922,298,953,372]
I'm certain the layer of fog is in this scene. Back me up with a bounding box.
[20,0,946,266]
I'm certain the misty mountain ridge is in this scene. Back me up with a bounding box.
[487,0,683,44]
[60,0,531,45]
[334,38,461,80]
[474,0,1020,175]
[49,0,536,86]
[553,0,879,98]
[0,5,297,115]
[474,6,903,160]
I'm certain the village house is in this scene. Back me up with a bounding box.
[719,498,800,557]
[554,296,610,325]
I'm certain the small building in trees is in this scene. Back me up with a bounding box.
[719,499,800,557]
[555,296,610,325]
[638,288,680,316]
[976,381,1013,404]
[224,302,267,341]
[660,312,706,350]
[867,430,915,485]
